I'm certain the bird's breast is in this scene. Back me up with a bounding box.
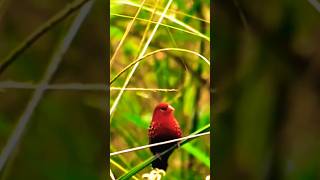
[149,119,182,141]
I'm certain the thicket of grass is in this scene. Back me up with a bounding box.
[110,0,210,179]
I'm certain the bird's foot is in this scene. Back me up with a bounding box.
[155,153,162,160]
[177,141,181,149]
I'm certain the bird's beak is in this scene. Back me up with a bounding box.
[168,105,175,111]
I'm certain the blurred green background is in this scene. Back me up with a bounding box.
[214,1,320,180]
[0,0,106,179]
[110,0,210,179]
[4,0,318,179]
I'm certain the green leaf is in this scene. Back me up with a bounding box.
[182,143,210,167]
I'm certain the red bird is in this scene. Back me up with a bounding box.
[148,102,182,171]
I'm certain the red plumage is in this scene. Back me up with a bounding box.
[148,102,182,171]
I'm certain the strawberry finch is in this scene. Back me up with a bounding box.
[148,102,182,170]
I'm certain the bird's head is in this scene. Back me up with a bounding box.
[152,102,175,120]
[156,102,175,112]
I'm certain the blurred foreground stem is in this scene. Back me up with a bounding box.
[0,0,91,75]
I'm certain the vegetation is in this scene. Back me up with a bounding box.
[110,0,210,179]
[214,1,320,179]
[0,0,106,179]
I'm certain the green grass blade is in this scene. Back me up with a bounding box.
[111,13,208,39]
[110,47,210,84]
[110,159,139,180]
[117,0,210,41]
[118,124,210,180]
[182,143,210,168]
[109,0,173,117]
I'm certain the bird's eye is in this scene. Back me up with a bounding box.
[160,107,167,111]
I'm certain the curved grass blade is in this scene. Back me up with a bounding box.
[111,13,208,40]
[110,0,173,117]
[110,47,210,84]
[110,0,147,65]
[116,0,210,41]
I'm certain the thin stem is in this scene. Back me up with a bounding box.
[110,159,140,180]
[110,87,177,92]
[109,0,147,66]
[110,0,159,121]
[308,0,320,12]
[110,0,173,116]
[110,169,116,180]
[111,13,208,39]
[110,47,210,84]
[0,1,93,171]
[113,26,209,85]
[118,124,210,179]
[110,132,210,156]
[0,82,178,92]
[0,0,90,74]
[0,81,106,90]
[118,1,210,23]
[117,0,210,42]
